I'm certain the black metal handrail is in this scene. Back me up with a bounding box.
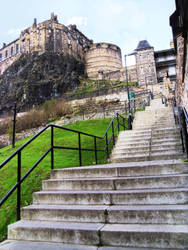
[0,113,127,221]
[172,101,188,158]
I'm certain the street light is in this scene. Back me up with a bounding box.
[124,54,132,129]
[124,54,131,113]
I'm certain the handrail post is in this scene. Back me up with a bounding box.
[78,132,82,166]
[117,113,120,132]
[12,102,17,148]
[182,110,188,158]
[112,121,115,145]
[178,107,185,153]
[105,133,109,158]
[123,118,125,130]
[94,137,97,164]
[51,126,54,170]
[17,151,21,221]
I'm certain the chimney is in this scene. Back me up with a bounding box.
[3,43,6,48]
[51,12,55,21]
[33,18,37,28]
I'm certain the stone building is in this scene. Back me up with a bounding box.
[0,13,92,75]
[85,43,122,79]
[170,0,188,112]
[134,40,157,86]
[154,48,176,82]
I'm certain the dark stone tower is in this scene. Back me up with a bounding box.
[135,40,157,86]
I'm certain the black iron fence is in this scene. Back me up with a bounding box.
[0,113,127,222]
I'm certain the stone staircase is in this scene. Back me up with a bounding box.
[0,98,188,250]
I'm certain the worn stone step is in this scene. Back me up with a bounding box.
[42,174,188,191]
[151,144,182,151]
[21,204,188,225]
[112,145,150,152]
[1,241,181,250]
[107,204,188,225]
[112,147,183,156]
[51,160,188,179]
[7,221,188,248]
[111,151,183,162]
[8,220,103,245]
[100,224,188,249]
[0,240,98,250]
[22,205,108,223]
[117,137,151,143]
[33,188,188,205]
[152,138,181,145]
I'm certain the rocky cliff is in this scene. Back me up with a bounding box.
[0,52,85,113]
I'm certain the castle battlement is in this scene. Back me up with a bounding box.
[0,13,92,75]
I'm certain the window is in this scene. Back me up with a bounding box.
[0,53,2,62]
[5,50,8,58]
[11,47,13,56]
[16,44,19,53]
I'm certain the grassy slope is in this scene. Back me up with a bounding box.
[0,116,127,241]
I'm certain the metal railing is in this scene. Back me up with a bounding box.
[0,113,127,221]
[172,101,188,158]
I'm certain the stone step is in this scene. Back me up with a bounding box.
[152,138,181,145]
[42,174,188,191]
[33,188,188,205]
[112,147,183,155]
[7,221,188,249]
[21,204,188,225]
[51,160,188,179]
[111,151,183,162]
[0,241,182,250]
[0,240,98,250]
[8,220,103,245]
[100,224,188,249]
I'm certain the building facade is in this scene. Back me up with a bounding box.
[155,48,176,82]
[85,43,122,79]
[0,13,92,75]
[134,40,157,86]
[170,0,188,112]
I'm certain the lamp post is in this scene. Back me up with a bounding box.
[124,55,131,113]
[124,54,132,129]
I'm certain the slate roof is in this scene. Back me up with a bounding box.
[135,40,152,51]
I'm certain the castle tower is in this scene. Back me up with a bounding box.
[135,40,157,85]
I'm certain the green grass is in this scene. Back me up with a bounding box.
[0,116,127,241]
[65,79,137,97]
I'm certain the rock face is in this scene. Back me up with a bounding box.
[0,52,85,113]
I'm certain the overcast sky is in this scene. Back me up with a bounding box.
[0,0,175,65]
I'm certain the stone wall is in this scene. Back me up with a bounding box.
[0,39,21,74]
[85,43,122,79]
[135,48,157,86]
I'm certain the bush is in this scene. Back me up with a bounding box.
[0,99,73,136]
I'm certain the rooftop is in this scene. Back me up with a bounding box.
[135,40,153,51]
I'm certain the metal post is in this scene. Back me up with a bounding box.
[117,113,120,132]
[94,137,97,164]
[17,151,21,221]
[12,102,17,148]
[124,55,131,113]
[105,133,109,158]
[112,121,115,145]
[51,126,54,169]
[123,118,125,130]
[128,113,133,130]
[78,132,82,166]
[182,110,188,158]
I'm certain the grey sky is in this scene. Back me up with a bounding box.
[0,0,175,65]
